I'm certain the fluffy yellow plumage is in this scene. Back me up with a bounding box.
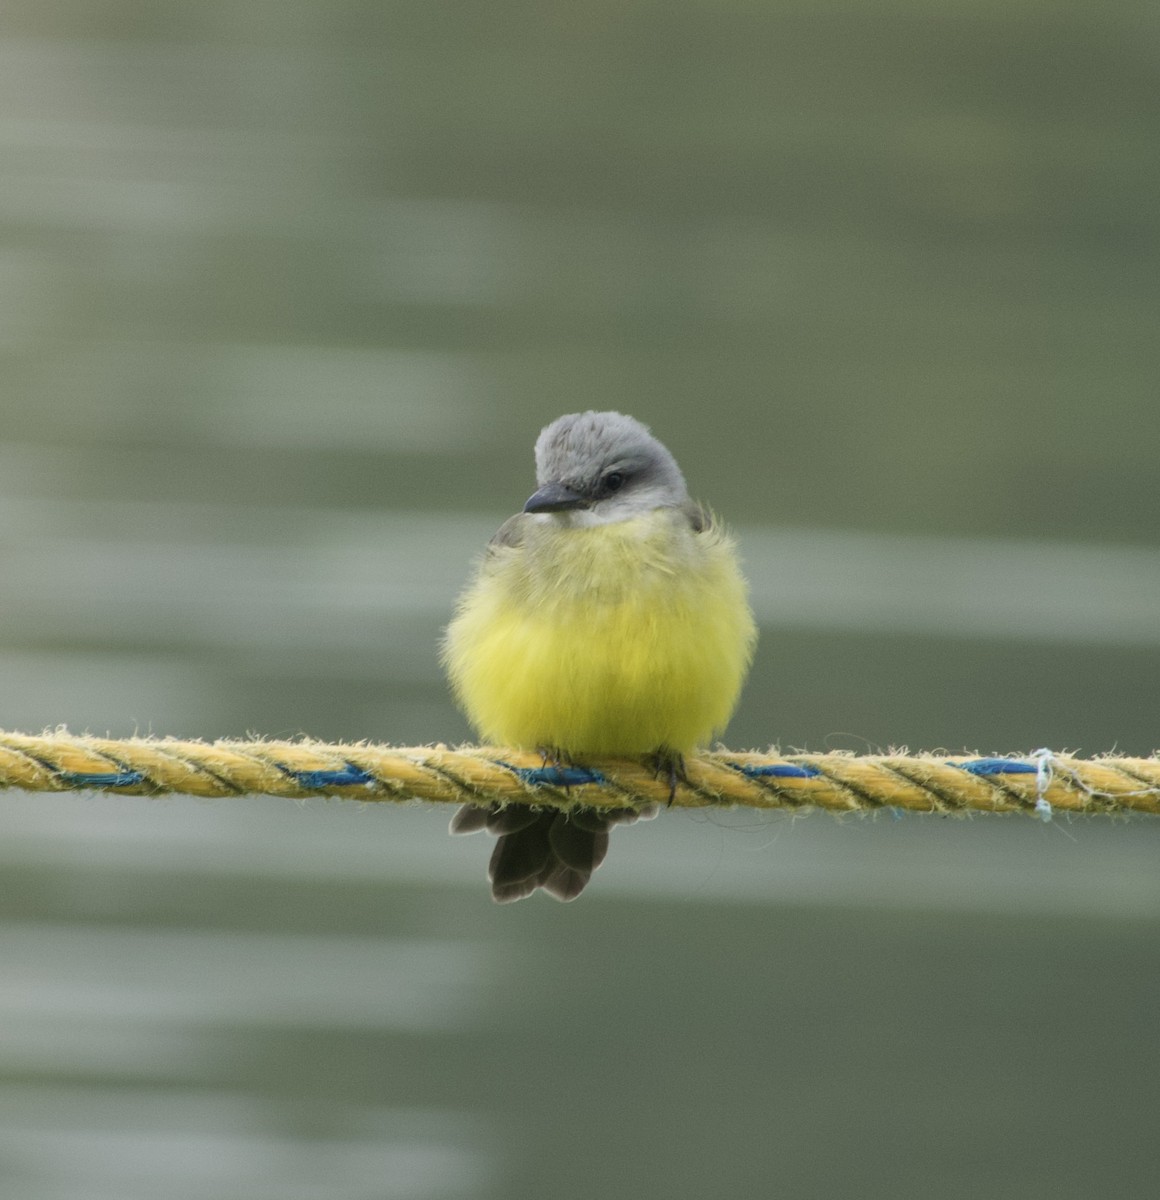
[441,410,756,902]
[444,507,754,755]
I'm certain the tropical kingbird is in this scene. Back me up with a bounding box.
[442,411,756,902]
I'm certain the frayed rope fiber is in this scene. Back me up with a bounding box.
[0,730,1158,817]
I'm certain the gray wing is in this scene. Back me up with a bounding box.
[679,499,712,534]
[487,512,530,550]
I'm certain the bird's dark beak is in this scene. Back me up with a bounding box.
[523,482,587,513]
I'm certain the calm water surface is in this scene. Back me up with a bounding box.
[1,4,1158,1197]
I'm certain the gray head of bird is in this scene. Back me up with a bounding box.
[525,411,689,525]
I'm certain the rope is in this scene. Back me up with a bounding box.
[0,729,1158,817]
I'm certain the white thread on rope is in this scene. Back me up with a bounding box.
[1031,747,1055,822]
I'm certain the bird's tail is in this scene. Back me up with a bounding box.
[450,802,656,902]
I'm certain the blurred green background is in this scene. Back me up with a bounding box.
[0,3,1158,1198]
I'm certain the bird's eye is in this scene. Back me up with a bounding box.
[603,472,625,492]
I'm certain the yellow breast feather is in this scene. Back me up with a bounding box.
[442,508,755,755]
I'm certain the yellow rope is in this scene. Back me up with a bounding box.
[0,729,1157,817]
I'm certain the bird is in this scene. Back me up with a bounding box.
[441,411,756,902]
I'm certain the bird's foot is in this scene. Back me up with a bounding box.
[644,748,687,806]
[536,745,576,769]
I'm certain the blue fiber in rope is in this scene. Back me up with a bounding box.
[734,763,821,779]
[60,770,146,787]
[955,758,1037,776]
[287,763,375,788]
[497,762,607,788]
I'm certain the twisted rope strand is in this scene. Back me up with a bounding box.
[0,730,1157,816]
